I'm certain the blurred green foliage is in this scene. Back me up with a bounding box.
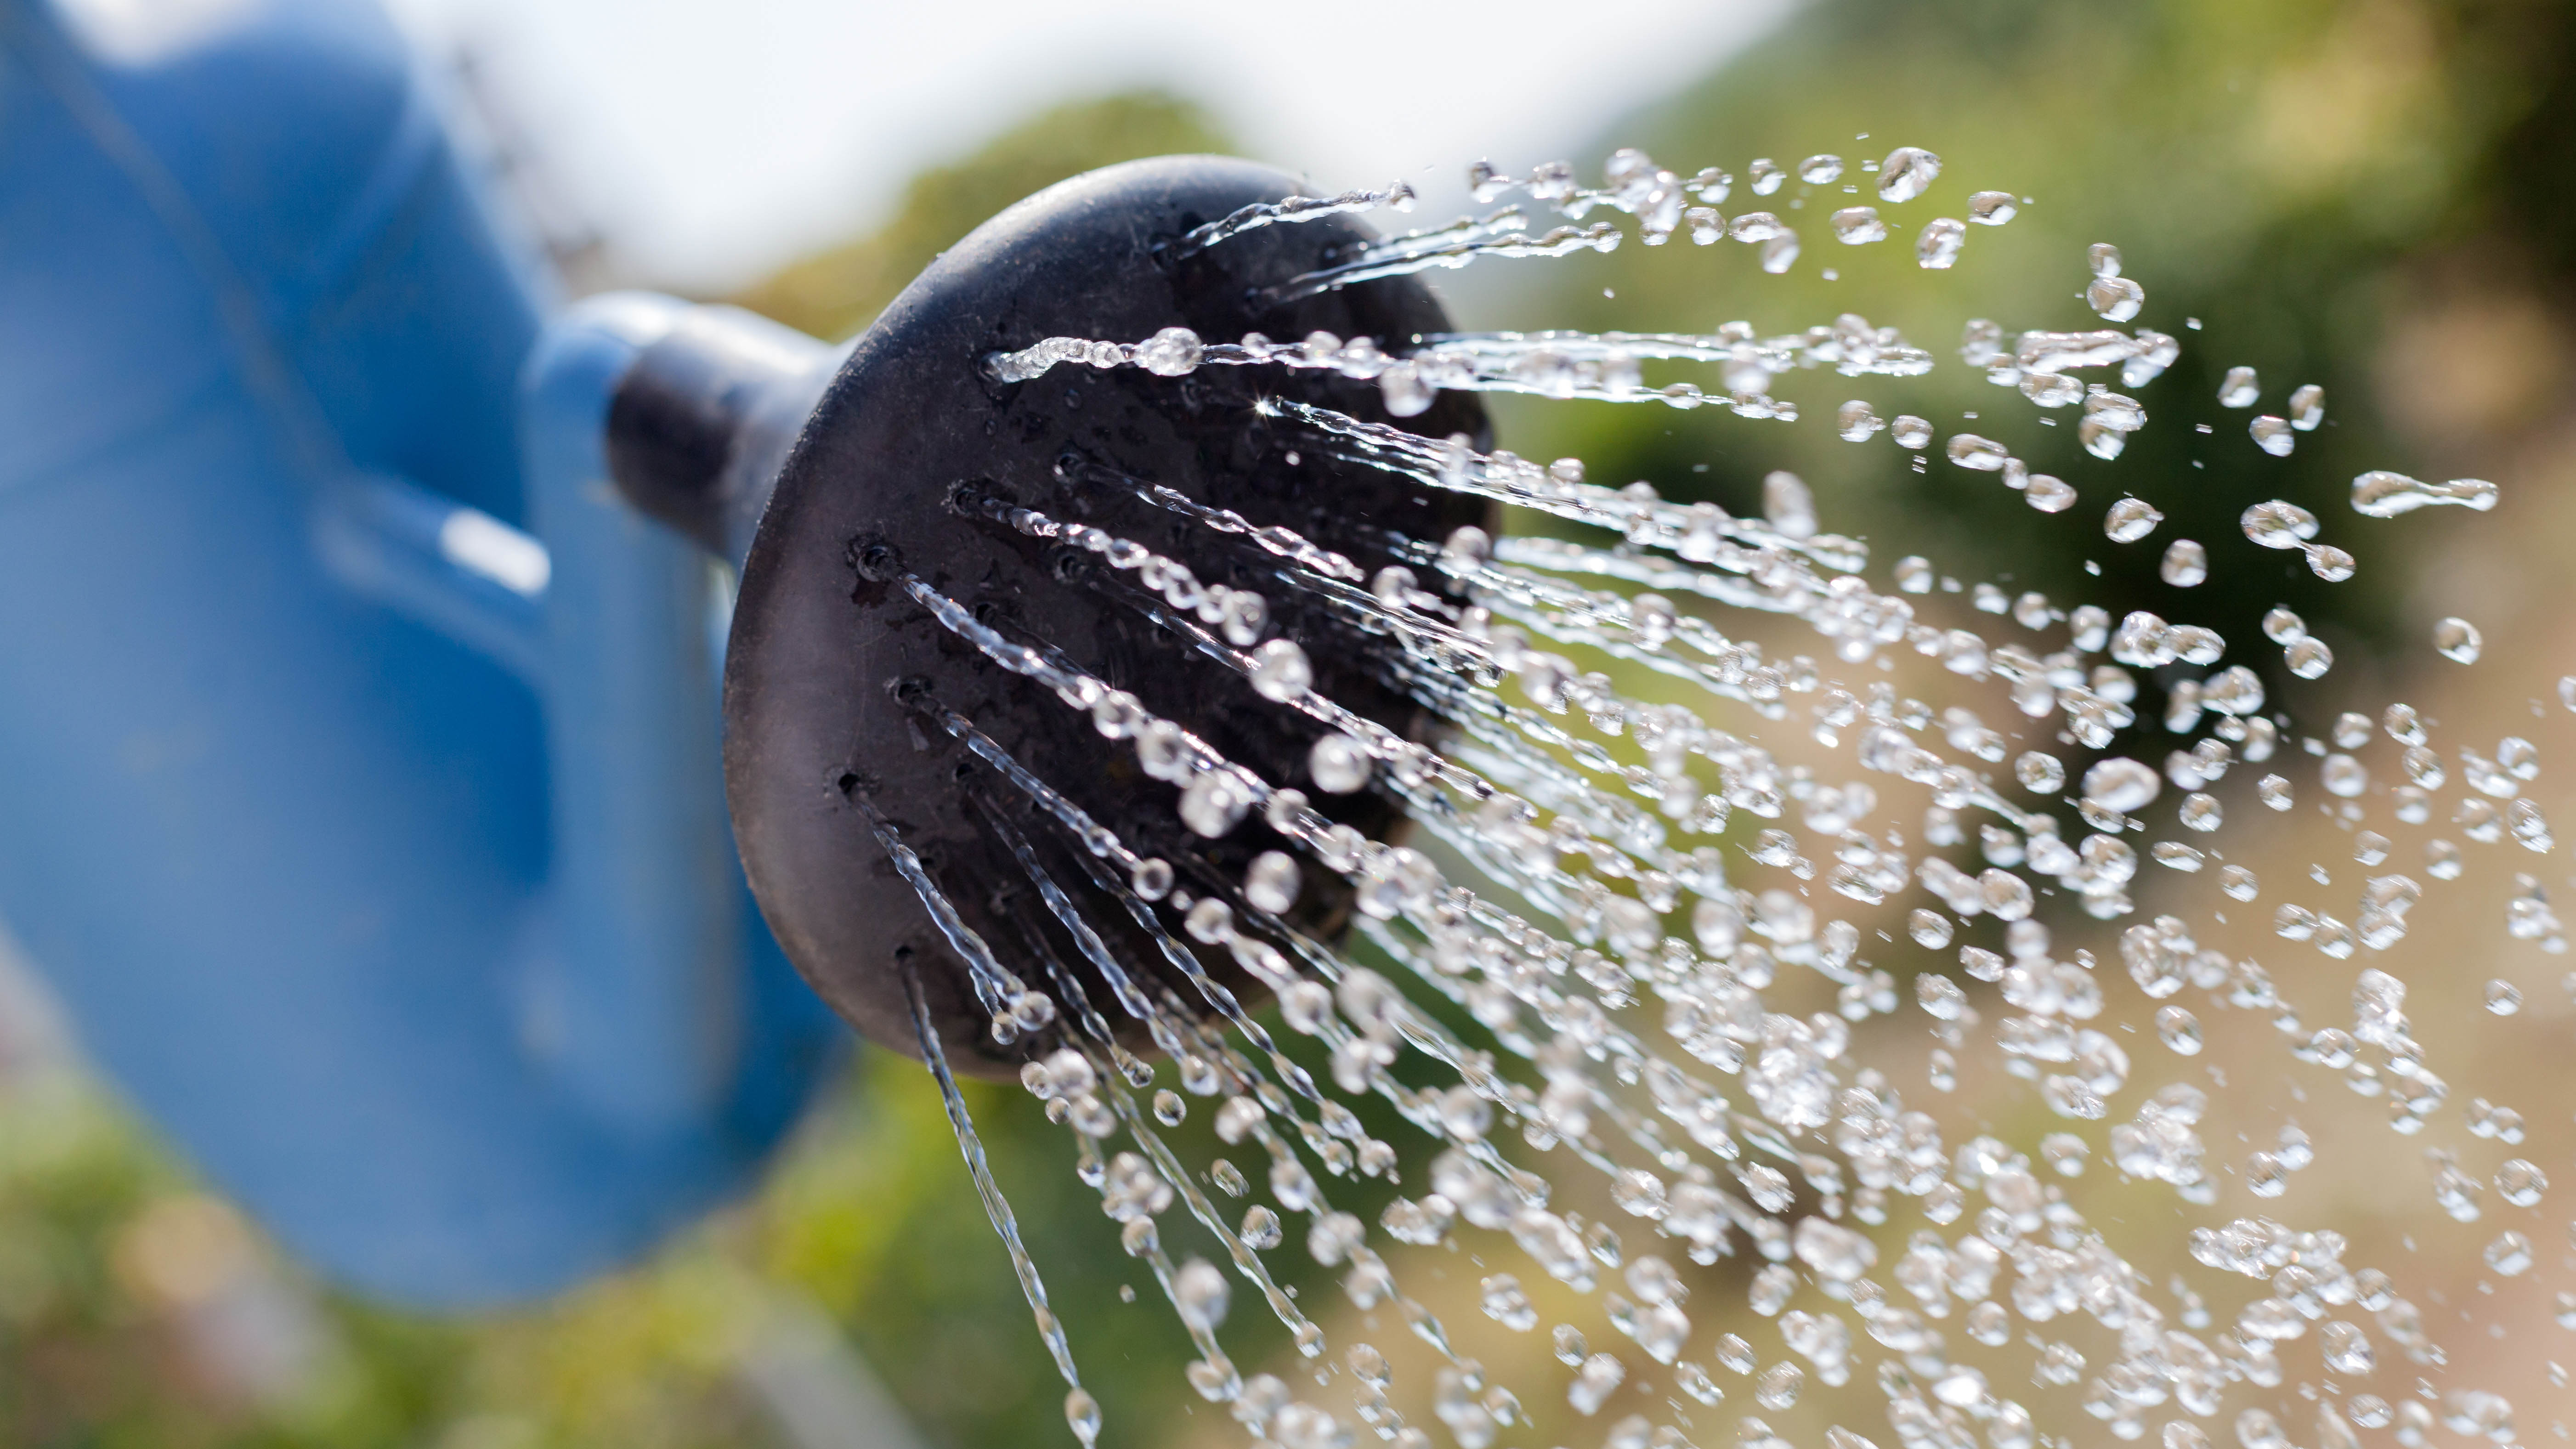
[731,92,1232,340]
[11,5,2576,1447]
[1493,0,2576,688]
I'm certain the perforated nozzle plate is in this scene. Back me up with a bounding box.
[724,156,1488,1077]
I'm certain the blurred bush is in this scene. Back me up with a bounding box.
[730,93,1231,340]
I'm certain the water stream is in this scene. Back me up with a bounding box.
[913,146,2552,1449]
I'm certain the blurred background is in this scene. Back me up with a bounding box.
[7,0,2576,1444]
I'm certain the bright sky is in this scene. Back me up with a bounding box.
[378,0,1799,293]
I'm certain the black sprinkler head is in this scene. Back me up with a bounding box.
[621,156,1489,1078]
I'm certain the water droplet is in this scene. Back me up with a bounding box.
[2352,471,2498,516]
[2428,838,2463,879]
[1674,1362,1723,1406]
[2496,1159,2548,1206]
[2153,840,2202,871]
[2071,412,2133,455]
[1762,470,1818,539]
[1380,363,1433,417]
[1569,1352,1626,1414]
[1931,1364,1987,1407]
[1250,639,1313,700]
[1137,326,1204,377]
[1175,1257,1230,1329]
[2161,539,2208,586]
[1178,770,1252,838]
[2321,1320,2375,1375]
[1889,909,1953,957]
[1480,1273,1537,1331]
[1877,146,1940,201]
[2087,275,2144,322]
[1132,858,1173,900]
[2042,1133,2089,1176]
[2287,637,2335,679]
[2082,757,2161,813]
[2025,475,2077,512]
[1950,192,2014,231]
[2485,1230,2534,1275]
[1219,590,1266,646]
[1064,1390,1102,1447]
[1797,154,1844,185]
[1791,1216,1876,1282]
[2250,415,2294,456]
[1753,1360,1804,1409]
[1917,217,1965,268]
[2157,1005,2203,1055]
[2434,617,2483,664]
[2217,366,2260,408]
[2021,372,2083,407]
[1946,434,2011,471]
[2016,751,2066,793]
[1309,733,1372,794]
[2105,497,2164,543]
[2242,499,2319,549]
[1727,210,1783,242]
[2289,383,2326,430]
[2485,979,2522,1015]
[1245,851,1302,913]
[1830,206,1886,244]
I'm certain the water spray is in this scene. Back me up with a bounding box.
[1,4,2559,1441]
[599,142,2558,1447]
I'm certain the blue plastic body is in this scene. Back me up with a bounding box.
[0,0,844,1304]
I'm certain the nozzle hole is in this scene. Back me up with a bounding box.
[848,534,904,583]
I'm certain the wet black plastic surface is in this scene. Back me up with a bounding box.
[724,157,1487,1076]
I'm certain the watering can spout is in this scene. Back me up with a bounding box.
[598,300,839,567]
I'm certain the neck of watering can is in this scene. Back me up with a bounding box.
[605,305,842,568]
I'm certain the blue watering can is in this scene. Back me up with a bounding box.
[0,0,1464,1309]
[0,0,848,1304]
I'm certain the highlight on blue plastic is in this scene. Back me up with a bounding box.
[0,0,844,1304]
